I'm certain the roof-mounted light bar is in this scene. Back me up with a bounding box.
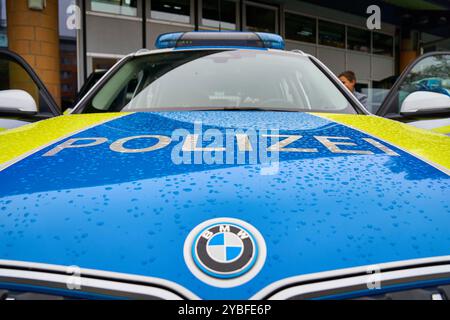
[155,31,285,50]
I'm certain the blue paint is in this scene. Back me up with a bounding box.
[0,111,449,299]
[226,247,242,261]
[209,233,224,246]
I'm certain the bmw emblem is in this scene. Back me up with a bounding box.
[184,218,266,287]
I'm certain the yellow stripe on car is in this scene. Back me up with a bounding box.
[431,125,450,135]
[315,113,450,171]
[0,113,126,168]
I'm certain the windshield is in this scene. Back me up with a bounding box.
[81,49,356,114]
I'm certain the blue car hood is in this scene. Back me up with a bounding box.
[0,111,449,299]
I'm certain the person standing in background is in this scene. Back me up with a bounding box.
[338,71,369,109]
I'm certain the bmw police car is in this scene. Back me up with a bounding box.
[0,32,450,300]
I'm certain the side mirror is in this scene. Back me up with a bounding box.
[400,91,450,115]
[0,89,38,114]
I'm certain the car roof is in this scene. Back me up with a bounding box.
[131,47,309,58]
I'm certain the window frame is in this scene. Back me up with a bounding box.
[317,19,346,49]
[89,0,140,17]
[376,51,450,117]
[243,1,279,34]
[0,0,7,48]
[372,31,394,57]
[282,9,396,59]
[199,0,239,31]
[284,11,317,44]
[149,0,194,25]
[0,49,60,117]
[346,26,371,53]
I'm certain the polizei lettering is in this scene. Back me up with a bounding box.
[42,124,400,166]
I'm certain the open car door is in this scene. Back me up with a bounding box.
[0,49,60,131]
[376,52,450,136]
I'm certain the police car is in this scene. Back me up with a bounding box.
[0,32,449,300]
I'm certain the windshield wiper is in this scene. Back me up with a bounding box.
[124,106,305,112]
[220,106,300,112]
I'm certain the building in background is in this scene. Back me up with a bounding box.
[58,0,77,110]
[77,0,397,92]
[0,0,7,47]
[59,37,77,109]
[74,1,449,92]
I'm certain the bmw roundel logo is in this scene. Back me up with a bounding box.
[194,223,257,278]
[184,218,266,287]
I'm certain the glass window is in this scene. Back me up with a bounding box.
[347,27,370,53]
[82,50,356,114]
[382,54,450,115]
[151,0,191,24]
[284,13,316,44]
[60,39,78,110]
[367,76,397,113]
[318,20,345,49]
[245,4,276,33]
[202,0,237,30]
[0,0,7,47]
[373,32,393,56]
[0,56,40,111]
[90,0,138,16]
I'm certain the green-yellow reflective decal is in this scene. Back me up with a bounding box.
[1,112,449,172]
[0,113,126,168]
[315,113,450,170]
[431,125,450,135]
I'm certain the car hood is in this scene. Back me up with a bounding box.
[0,111,449,299]
[0,118,32,131]
[407,117,450,136]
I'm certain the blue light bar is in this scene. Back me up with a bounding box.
[256,32,285,50]
[155,32,184,49]
[154,31,285,50]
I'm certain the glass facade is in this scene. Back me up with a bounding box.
[90,0,138,16]
[318,20,345,48]
[284,16,392,57]
[373,32,394,56]
[0,0,7,47]
[59,38,78,110]
[81,0,396,102]
[86,1,394,59]
[245,4,276,33]
[151,0,191,24]
[347,26,370,53]
[202,0,237,30]
[284,12,316,43]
